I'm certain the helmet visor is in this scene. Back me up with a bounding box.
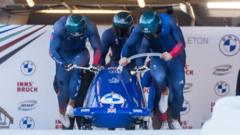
[115,26,131,38]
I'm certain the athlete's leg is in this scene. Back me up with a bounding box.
[75,69,95,129]
[66,50,90,116]
[159,86,169,113]
[167,57,185,129]
[141,70,155,110]
[150,57,167,104]
[54,63,72,128]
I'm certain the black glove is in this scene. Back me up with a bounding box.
[137,66,148,72]
[89,65,99,72]
[130,66,146,75]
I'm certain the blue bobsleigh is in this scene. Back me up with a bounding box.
[73,67,150,128]
[72,53,162,129]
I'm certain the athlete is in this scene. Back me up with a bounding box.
[140,60,170,129]
[49,14,102,128]
[120,10,186,129]
[101,11,140,70]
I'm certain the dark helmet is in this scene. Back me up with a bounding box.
[139,10,161,36]
[65,15,87,37]
[113,11,133,38]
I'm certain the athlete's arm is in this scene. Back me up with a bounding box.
[49,20,67,66]
[88,22,102,65]
[136,38,150,67]
[100,30,111,65]
[169,17,185,58]
[121,26,143,58]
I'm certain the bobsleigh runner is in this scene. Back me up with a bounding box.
[69,53,162,129]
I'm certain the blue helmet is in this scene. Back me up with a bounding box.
[113,11,133,38]
[65,15,87,37]
[139,10,161,36]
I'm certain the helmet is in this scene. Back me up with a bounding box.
[65,15,87,37]
[139,10,161,36]
[113,11,133,38]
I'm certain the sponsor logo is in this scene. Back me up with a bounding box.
[185,64,194,75]
[187,36,208,45]
[19,116,35,129]
[143,28,150,33]
[100,92,125,105]
[219,34,240,56]
[213,64,232,76]
[0,108,13,128]
[108,77,120,83]
[133,109,143,113]
[80,109,90,112]
[181,120,193,129]
[17,82,38,93]
[18,100,37,111]
[184,83,193,93]
[214,81,230,96]
[55,120,62,129]
[20,60,36,76]
[181,99,190,115]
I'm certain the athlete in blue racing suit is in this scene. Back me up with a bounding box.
[120,10,186,129]
[101,12,148,117]
[101,11,141,70]
[49,15,102,128]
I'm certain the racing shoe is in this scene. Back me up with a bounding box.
[59,114,70,128]
[159,90,169,113]
[142,116,153,129]
[65,105,74,117]
[171,119,182,129]
[160,121,169,130]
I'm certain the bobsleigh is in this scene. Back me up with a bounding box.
[73,67,149,129]
[72,53,162,129]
